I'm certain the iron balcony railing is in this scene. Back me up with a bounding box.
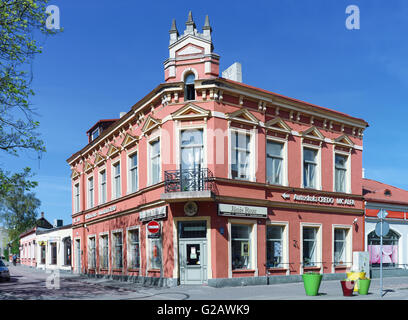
[164,167,215,193]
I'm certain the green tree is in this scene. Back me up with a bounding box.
[0,167,40,253]
[0,0,60,194]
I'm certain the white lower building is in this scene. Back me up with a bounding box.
[36,224,72,272]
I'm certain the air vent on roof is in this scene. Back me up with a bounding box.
[384,189,392,196]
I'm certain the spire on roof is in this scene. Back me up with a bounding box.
[202,14,212,40]
[185,10,197,34]
[169,18,179,44]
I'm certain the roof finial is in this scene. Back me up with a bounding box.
[185,10,196,34]
[202,14,212,39]
[169,18,179,44]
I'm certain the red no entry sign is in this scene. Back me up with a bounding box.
[147,221,160,234]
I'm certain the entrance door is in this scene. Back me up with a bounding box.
[178,220,207,285]
[75,239,81,273]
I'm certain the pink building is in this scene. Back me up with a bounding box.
[67,12,369,286]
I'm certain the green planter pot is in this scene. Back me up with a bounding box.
[358,279,371,295]
[302,273,323,296]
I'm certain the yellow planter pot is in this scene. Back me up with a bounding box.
[346,272,366,291]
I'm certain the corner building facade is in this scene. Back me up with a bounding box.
[67,13,369,286]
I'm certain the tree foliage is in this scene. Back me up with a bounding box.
[0,167,40,253]
[0,0,58,156]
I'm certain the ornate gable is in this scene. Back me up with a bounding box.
[121,132,138,148]
[301,126,325,142]
[107,143,120,158]
[226,108,259,127]
[141,115,161,135]
[334,134,354,148]
[265,117,292,135]
[71,169,80,179]
[84,161,94,174]
[171,103,211,121]
[94,152,106,166]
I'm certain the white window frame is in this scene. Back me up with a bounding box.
[301,144,322,190]
[87,235,96,270]
[227,219,257,277]
[73,182,80,213]
[111,159,121,200]
[148,135,161,186]
[146,222,163,271]
[266,221,289,273]
[127,149,139,194]
[87,175,94,209]
[266,136,288,186]
[228,128,256,182]
[99,232,109,270]
[300,223,322,273]
[127,226,140,270]
[111,229,123,270]
[332,225,353,271]
[99,168,107,205]
[175,125,207,170]
[333,150,351,194]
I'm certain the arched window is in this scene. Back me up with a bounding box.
[367,229,399,268]
[184,73,195,101]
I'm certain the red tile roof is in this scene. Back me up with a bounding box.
[363,178,408,206]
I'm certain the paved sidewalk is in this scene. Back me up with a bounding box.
[6,263,408,300]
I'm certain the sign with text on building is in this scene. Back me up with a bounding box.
[218,203,267,219]
[85,205,117,220]
[139,205,167,222]
[147,220,161,239]
[281,193,355,206]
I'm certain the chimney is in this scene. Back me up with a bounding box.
[222,62,242,83]
[362,168,365,178]
[41,212,44,219]
[53,219,63,228]
[119,112,126,118]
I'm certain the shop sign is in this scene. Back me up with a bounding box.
[85,205,117,220]
[291,194,355,206]
[139,206,167,222]
[218,204,267,218]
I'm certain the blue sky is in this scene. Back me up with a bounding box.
[2,0,408,225]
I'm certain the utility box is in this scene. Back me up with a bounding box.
[352,251,370,276]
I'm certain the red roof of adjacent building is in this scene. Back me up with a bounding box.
[363,178,408,206]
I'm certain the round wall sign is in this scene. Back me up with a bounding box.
[184,201,198,216]
[147,220,160,234]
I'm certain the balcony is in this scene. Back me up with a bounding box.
[161,168,216,202]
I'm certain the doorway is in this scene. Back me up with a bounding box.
[178,220,207,284]
[75,239,81,273]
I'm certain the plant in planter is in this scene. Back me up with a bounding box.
[346,270,366,292]
[357,278,371,295]
[302,272,323,296]
[340,278,355,296]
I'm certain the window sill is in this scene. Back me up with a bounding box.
[112,268,123,272]
[232,269,255,273]
[303,266,321,272]
[267,267,288,272]
[127,268,140,272]
[148,269,161,273]
[334,265,348,269]
[99,268,109,272]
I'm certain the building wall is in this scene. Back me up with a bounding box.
[19,232,36,267]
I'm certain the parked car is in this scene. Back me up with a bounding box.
[0,259,10,281]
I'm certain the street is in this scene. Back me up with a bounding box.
[2,264,408,300]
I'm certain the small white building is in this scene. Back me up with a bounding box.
[36,221,72,272]
[364,179,408,271]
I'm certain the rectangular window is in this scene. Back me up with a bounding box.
[334,228,347,265]
[303,148,317,188]
[129,153,138,193]
[113,162,121,199]
[149,238,162,270]
[41,245,46,264]
[88,177,94,209]
[231,224,251,270]
[112,232,123,269]
[91,128,100,141]
[74,183,80,213]
[128,229,140,269]
[99,170,106,204]
[88,237,96,269]
[231,132,251,180]
[150,139,161,185]
[303,227,318,267]
[266,140,283,185]
[266,225,284,268]
[335,154,348,193]
[99,234,109,269]
[51,243,57,265]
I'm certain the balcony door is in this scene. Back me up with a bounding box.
[180,129,203,191]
